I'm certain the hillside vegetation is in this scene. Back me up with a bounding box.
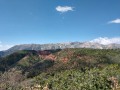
[0,48,120,90]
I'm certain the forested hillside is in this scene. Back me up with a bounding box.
[0,48,120,90]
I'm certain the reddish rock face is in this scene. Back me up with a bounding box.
[38,50,51,55]
[38,49,88,63]
[44,54,56,61]
[38,50,56,61]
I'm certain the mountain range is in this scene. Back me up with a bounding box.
[0,42,120,57]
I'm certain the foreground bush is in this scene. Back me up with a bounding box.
[35,64,120,90]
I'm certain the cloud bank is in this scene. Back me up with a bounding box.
[56,6,74,13]
[108,18,120,24]
[90,37,120,45]
[0,42,13,51]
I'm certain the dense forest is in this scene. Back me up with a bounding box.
[0,48,120,90]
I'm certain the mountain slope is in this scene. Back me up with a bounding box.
[0,48,120,76]
[0,42,120,57]
[0,48,120,89]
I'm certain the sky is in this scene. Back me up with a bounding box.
[0,0,120,50]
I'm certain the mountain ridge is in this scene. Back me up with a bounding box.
[0,42,120,57]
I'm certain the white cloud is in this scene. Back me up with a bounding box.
[90,37,120,45]
[56,6,74,13]
[108,18,120,24]
[0,42,13,51]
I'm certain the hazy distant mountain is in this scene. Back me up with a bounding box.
[0,42,120,57]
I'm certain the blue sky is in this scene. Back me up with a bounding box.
[0,0,120,50]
